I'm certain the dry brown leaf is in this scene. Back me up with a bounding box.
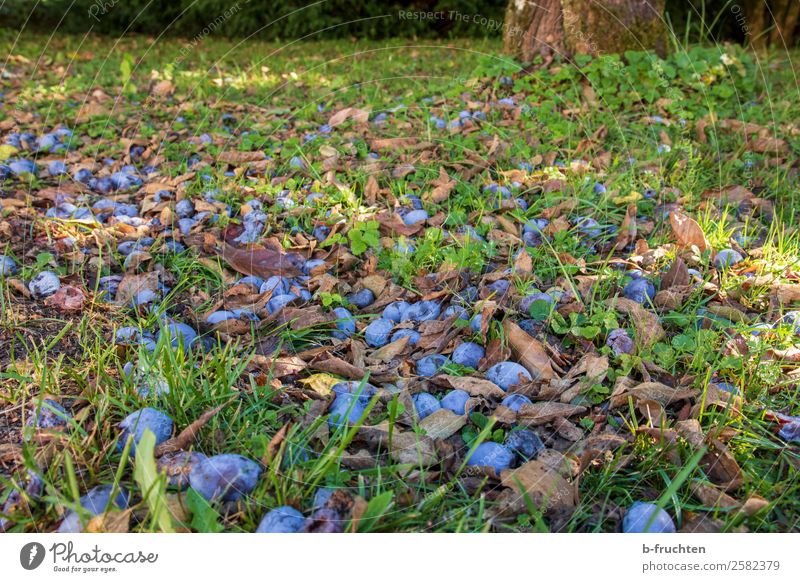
[44,285,86,312]
[217,242,305,278]
[368,335,410,363]
[748,135,787,154]
[605,297,665,348]
[424,166,456,203]
[85,510,130,533]
[309,355,365,379]
[702,438,744,491]
[419,409,467,440]
[690,480,739,510]
[610,381,696,409]
[369,137,420,150]
[660,257,689,289]
[155,400,232,456]
[500,460,576,512]
[431,374,506,398]
[263,423,290,465]
[115,271,158,306]
[637,399,666,427]
[151,79,174,97]
[669,211,710,252]
[328,107,370,127]
[774,284,800,305]
[739,495,769,517]
[517,402,586,426]
[503,320,558,380]
[390,432,437,465]
[614,203,637,251]
[217,150,267,164]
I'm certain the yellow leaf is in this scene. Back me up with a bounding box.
[299,373,340,396]
[0,145,18,160]
[611,191,642,205]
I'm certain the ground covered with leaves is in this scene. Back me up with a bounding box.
[1,33,799,533]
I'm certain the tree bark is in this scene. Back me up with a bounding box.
[504,0,667,63]
[735,1,797,48]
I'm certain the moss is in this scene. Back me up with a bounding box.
[562,0,667,57]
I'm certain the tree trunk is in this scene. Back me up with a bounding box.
[743,0,800,48]
[504,0,667,63]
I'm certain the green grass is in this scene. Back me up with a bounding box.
[0,31,798,533]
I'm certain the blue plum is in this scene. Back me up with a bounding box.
[206,310,237,325]
[57,485,130,533]
[27,399,70,429]
[504,429,545,461]
[332,307,356,339]
[28,271,61,299]
[118,408,173,456]
[451,342,484,369]
[157,322,197,351]
[189,454,262,502]
[256,506,305,533]
[156,451,207,489]
[267,293,298,314]
[402,300,441,322]
[622,502,676,533]
[440,389,472,415]
[0,255,17,276]
[328,393,368,428]
[486,361,532,390]
[260,275,290,295]
[442,305,469,321]
[623,278,655,304]
[402,209,429,225]
[364,318,394,347]
[779,311,800,334]
[382,301,410,322]
[519,291,553,313]
[465,442,514,475]
[390,328,420,345]
[500,393,532,412]
[713,249,744,269]
[412,393,441,420]
[606,328,634,356]
[469,314,483,333]
[347,288,375,309]
[416,354,448,377]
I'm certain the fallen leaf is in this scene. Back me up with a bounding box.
[431,375,506,398]
[503,320,558,380]
[328,107,370,127]
[690,480,739,510]
[419,409,467,439]
[660,257,689,289]
[613,203,637,251]
[500,460,576,512]
[85,510,130,533]
[115,271,158,306]
[669,211,710,252]
[367,335,410,362]
[151,79,174,97]
[216,241,305,278]
[517,402,586,426]
[610,381,696,409]
[156,400,233,456]
[605,297,665,348]
[217,150,267,164]
[299,373,341,396]
[701,439,743,491]
[44,285,85,311]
